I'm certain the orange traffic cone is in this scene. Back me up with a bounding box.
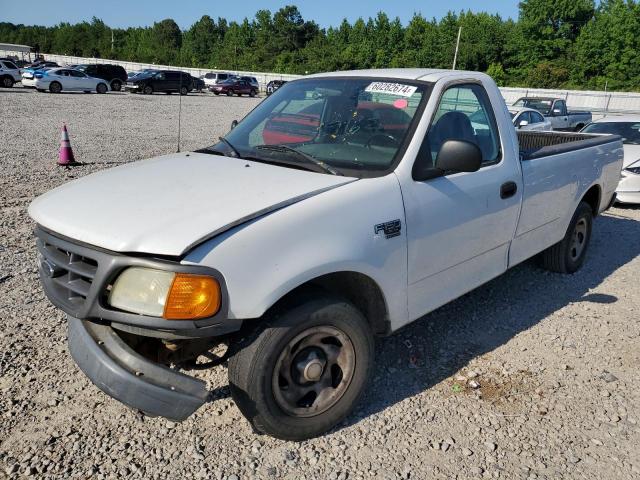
[58,124,75,166]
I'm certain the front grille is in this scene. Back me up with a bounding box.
[36,236,98,311]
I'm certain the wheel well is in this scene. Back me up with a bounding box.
[269,272,390,336]
[581,185,601,217]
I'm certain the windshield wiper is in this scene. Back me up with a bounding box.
[218,136,241,158]
[254,144,341,175]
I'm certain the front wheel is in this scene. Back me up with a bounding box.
[143,85,153,95]
[96,83,108,94]
[110,80,122,91]
[226,90,233,97]
[180,86,188,96]
[249,89,257,97]
[228,295,374,441]
[2,76,14,88]
[540,201,593,273]
[49,81,62,93]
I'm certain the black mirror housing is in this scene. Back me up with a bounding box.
[230,119,238,130]
[434,139,483,174]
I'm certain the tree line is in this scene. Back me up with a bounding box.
[2,0,640,91]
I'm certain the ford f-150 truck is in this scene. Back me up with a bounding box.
[28,69,623,441]
[513,97,592,131]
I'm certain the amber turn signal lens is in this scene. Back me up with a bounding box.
[163,274,221,320]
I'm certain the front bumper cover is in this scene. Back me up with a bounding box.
[68,316,209,420]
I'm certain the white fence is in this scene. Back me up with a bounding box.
[4,48,640,116]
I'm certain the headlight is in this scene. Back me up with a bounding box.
[109,267,221,320]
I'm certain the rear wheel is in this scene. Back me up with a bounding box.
[249,89,257,97]
[213,91,220,95]
[540,201,593,273]
[226,90,233,97]
[49,81,62,93]
[228,295,374,441]
[110,79,122,91]
[180,86,188,96]
[2,76,14,88]
[143,85,153,95]
[96,83,108,94]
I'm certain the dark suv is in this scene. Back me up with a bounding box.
[75,64,128,91]
[125,70,193,95]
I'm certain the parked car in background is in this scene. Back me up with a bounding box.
[202,72,232,87]
[0,59,22,87]
[513,97,592,131]
[266,79,287,95]
[239,76,259,90]
[21,65,57,88]
[33,68,109,94]
[209,78,258,97]
[127,69,157,81]
[581,116,640,204]
[508,107,552,131]
[28,69,622,441]
[74,64,127,92]
[25,60,59,69]
[190,75,205,92]
[125,70,192,95]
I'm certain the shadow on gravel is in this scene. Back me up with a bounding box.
[338,213,640,432]
[0,88,34,94]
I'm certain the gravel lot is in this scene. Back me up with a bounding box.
[1,87,639,480]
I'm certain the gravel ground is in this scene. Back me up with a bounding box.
[1,87,639,480]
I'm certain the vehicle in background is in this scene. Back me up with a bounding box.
[513,97,592,131]
[33,68,109,94]
[74,64,127,92]
[508,107,552,131]
[25,60,59,69]
[124,70,192,95]
[0,59,22,87]
[239,76,259,90]
[581,116,640,204]
[190,75,205,92]
[202,72,233,87]
[209,78,258,97]
[21,65,58,88]
[266,79,287,95]
[127,69,157,81]
[0,57,28,68]
[29,69,622,441]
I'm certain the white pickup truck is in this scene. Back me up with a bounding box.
[29,69,623,441]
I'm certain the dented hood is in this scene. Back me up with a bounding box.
[29,152,356,256]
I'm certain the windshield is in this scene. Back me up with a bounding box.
[514,99,552,115]
[207,77,427,176]
[582,122,640,145]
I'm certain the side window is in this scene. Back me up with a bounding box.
[531,112,543,123]
[4,61,18,69]
[421,84,500,168]
[155,72,166,80]
[69,70,85,77]
[518,111,531,125]
[556,101,567,115]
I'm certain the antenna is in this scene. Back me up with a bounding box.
[177,71,182,153]
[452,26,462,70]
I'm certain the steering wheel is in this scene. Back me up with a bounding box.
[365,134,400,148]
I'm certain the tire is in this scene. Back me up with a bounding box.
[96,83,108,94]
[226,90,233,97]
[213,91,219,95]
[540,201,593,273]
[2,76,14,88]
[49,81,62,93]
[249,89,257,97]
[110,79,122,92]
[180,86,188,96]
[228,294,374,441]
[236,92,242,97]
[143,85,153,95]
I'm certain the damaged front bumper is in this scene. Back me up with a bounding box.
[68,316,209,420]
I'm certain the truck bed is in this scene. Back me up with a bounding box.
[518,131,621,161]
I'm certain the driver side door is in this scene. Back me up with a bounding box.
[401,82,522,321]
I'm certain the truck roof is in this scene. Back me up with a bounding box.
[306,68,494,83]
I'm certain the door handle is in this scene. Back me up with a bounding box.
[500,181,517,199]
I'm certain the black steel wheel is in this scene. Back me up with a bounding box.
[228,294,374,441]
[111,79,122,91]
[540,201,593,273]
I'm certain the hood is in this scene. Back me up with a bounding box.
[29,152,356,256]
[622,144,640,169]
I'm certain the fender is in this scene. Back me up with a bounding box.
[183,173,410,331]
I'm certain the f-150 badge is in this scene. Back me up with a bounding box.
[374,219,402,239]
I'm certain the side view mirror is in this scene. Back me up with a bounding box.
[230,119,238,130]
[552,108,562,115]
[518,120,529,128]
[435,140,482,173]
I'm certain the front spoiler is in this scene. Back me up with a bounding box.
[68,316,208,421]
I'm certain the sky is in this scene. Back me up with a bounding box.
[1,0,520,29]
